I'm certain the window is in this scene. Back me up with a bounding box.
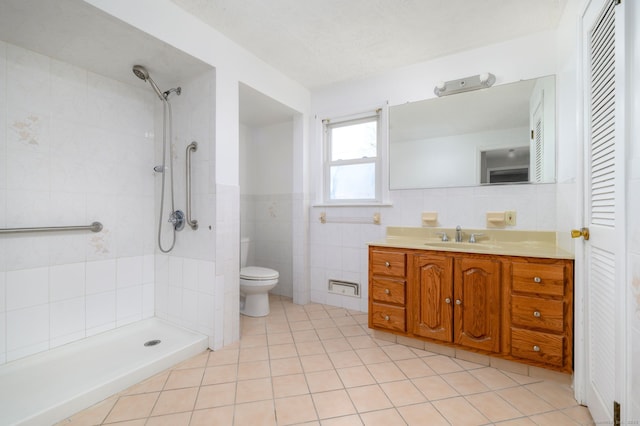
[322,109,383,204]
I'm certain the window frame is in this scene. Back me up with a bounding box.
[320,106,389,206]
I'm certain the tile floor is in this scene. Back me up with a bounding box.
[59,296,594,425]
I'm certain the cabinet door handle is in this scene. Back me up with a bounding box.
[384,315,390,321]
[533,311,541,318]
[385,261,391,268]
[384,289,390,295]
[445,298,451,304]
[533,277,542,283]
[455,299,462,305]
[533,345,541,352]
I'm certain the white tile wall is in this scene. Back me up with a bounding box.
[0,41,156,365]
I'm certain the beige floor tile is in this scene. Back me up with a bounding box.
[347,336,378,350]
[233,400,276,426]
[422,354,465,374]
[322,337,353,353]
[562,405,595,424]
[207,349,239,366]
[529,411,580,425]
[202,364,238,385]
[503,370,545,385]
[379,380,427,407]
[290,320,315,331]
[307,310,330,320]
[326,308,349,318]
[494,418,537,425]
[272,373,309,398]
[269,343,299,359]
[328,350,363,369]
[268,332,294,345]
[333,316,357,327]
[266,321,291,334]
[104,419,147,425]
[294,330,320,343]
[240,333,268,348]
[355,347,391,364]
[380,344,417,361]
[145,412,191,426]
[347,384,393,413]
[432,396,489,426]
[466,391,524,422]
[469,367,518,390]
[454,358,486,370]
[441,371,489,395]
[313,320,339,331]
[339,325,367,337]
[497,386,555,416]
[319,414,363,425]
[366,361,407,384]
[237,360,271,380]
[122,371,169,395]
[397,402,449,426]
[312,389,357,419]
[337,365,376,388]
[300,353,334,372]
[409,347,437,357]
[412,375,459,401]
[194,382,236,409]
[189,406,234,426]
[394,358,436,379]
[287,311,310,322]
[270,356,304,376]
[239,345,269,362]
[359,408,405,425]
[275,394,318,425]
[164,368,205,390]
[104,393,159,423]
[297,340,327,356]
[57,394,118,425]
[235,377,273,404]
[151,387,199,416]
[175,351,210,369]
[525,381,579,409]
[305,370,344,393]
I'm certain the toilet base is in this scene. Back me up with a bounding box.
[240,293,270,317]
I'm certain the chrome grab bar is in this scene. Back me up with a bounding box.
[0,221,103,235]
[186,141,198,230]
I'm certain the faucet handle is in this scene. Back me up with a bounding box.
[436,232,449,242]
[469,233,485,243]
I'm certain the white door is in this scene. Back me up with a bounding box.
[580,0,626,422]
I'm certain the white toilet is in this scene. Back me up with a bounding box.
[240,237,279,317]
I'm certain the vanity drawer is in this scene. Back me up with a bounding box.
[511,295,564,332]
[511,328,563,367]
[371,278,405,305]
[511,262,565,297]
[371,303,406,332]
[371,250,406,278]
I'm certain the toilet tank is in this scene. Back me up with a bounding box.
[240,237,250,267]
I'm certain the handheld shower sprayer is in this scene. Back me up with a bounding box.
[132,65,165,101]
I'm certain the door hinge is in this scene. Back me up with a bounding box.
[614,400,620,425]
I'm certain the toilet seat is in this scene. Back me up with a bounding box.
[240,266,279,280]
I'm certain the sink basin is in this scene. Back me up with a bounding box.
[425,241,501,250]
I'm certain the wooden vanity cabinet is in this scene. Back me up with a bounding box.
[368,248,407,333]
[368,245,574,373]
[411,253,501,353]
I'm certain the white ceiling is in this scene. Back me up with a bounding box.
[171,0,568,90]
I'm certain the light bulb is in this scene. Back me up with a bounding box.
[479,73,490,84]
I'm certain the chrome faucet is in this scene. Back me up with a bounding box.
[455,225,463,243]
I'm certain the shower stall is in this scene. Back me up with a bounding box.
[0,1,220,424]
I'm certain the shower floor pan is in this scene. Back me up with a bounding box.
[0,318,208,426]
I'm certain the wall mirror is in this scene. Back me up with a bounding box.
[389,75,556,189]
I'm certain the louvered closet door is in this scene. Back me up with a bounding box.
[582,0,625,422]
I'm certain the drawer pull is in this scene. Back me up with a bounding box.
[533,345,541,352]
[384,315,390,321]
[385,261,391,268]
[455,299,462,305]
[533,311,541,318]
[445,297,451,304]
[533,277,542,283]
[384,289,390,295]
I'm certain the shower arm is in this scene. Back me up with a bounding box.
[186,141,198,230]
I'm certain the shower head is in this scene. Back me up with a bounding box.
[132,65,165,101]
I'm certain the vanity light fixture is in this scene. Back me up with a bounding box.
[433,72,496,97]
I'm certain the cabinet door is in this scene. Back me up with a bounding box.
[454,257,501,352]
[412,254,453,342]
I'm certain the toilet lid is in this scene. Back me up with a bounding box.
[240,266,279,280]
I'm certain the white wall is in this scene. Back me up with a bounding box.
[0,42,156,364]
[309,32,560,311]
